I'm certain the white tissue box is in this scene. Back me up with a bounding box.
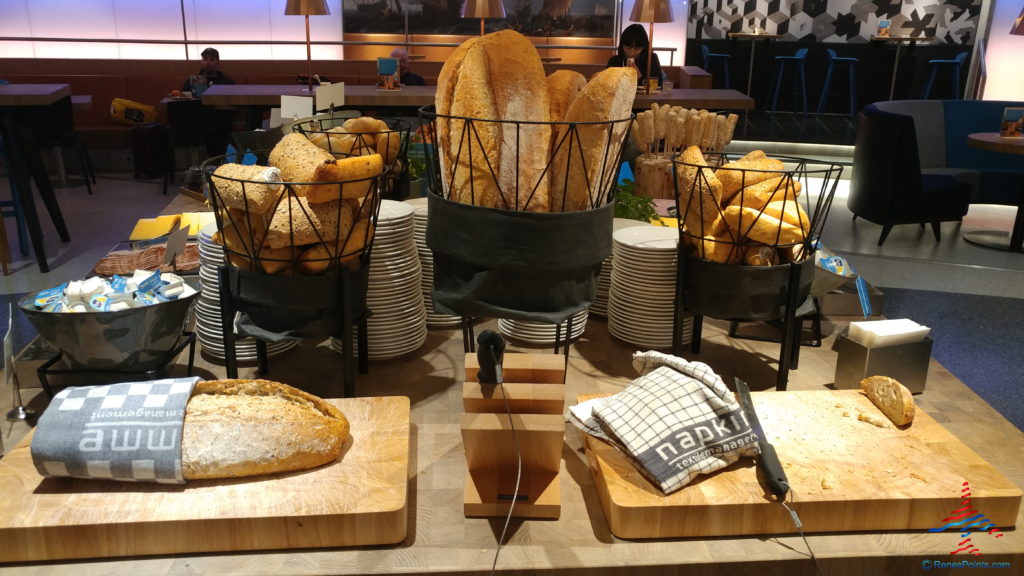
[832,332,932,394]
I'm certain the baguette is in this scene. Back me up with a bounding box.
[306,154,384,203]
[860,375,915,426]
[181,379,350,480]
[722,205,805,245]
[716,156,785,204]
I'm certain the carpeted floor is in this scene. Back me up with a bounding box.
[879,286,1024,432]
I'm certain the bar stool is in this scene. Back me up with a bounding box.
[815,49,859,117]
[922,52,968,99]
[768,48,809,114]
[701,45,731,89]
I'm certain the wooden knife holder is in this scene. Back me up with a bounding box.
[461,353,566,519]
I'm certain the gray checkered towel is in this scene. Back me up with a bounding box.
[569,351,758,494]
[31,377,200,484]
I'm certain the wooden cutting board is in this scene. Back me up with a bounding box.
[581,390,1022,539]
[0,396,410,563]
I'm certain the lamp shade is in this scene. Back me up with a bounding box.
[461,0,506,19]
[284,0,330,16]
[629,0,674,23]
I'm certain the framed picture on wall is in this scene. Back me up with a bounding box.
[876,20,891,37]
[999,107,1024,138]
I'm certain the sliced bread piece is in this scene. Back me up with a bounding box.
[860,375,915,426]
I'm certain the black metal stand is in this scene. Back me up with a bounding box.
[36,332,196,399]
[216,266,369,398]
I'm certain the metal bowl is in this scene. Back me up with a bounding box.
[18,287,199,372]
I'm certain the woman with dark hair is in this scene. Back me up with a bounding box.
[607,23,663,88]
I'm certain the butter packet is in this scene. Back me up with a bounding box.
[34,283,68,308]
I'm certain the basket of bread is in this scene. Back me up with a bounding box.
[415,30,636,323]
[203,133,386,277]
[672,149,844,320]
[293,114,411,200]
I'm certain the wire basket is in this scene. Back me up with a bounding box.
[294,114,411,200]
[202,150,385,276]
[673,153,843,266]
[418,105,633,212]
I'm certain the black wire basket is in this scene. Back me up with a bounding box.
[418,105,633,212]
[293,114,411,200]
[202,149,385,276]
[672,152,843,321]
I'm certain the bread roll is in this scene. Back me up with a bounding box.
[860,375,915,426]
[676,145,723,237]
[547,69,587,123]
[257,245,301,275]
[435,30,551,211]
[693,233,737,263]
[743,244,776,266]
[716,156,786,204]
[210,164,283,214]
[727,176,802,210]
[266,197,354,249]
[376,131,402,166]
[722,205,804,246]
[181,379,349,480]
[549,66,637,212]
[268,133,336,196]
[762,199,811,235]
[306,154,384,203]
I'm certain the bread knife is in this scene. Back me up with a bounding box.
[734,377,789,501]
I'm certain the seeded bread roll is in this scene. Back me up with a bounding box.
[436,30,552,211]
[210,164,283,214]
[268,133,336,195]
[181,379,349,480]
[860,375,915,426]
[549,66,637,212]
[676,145,724,237]
[265,197,353,249]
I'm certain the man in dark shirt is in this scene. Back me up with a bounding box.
[390,48,425,86]
[183,47,234,94]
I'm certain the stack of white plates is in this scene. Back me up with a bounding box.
[607,226,692,349]
[405,197,462,328]
[331,200,427,360]
[498,308,588,345]
[195,223,297,360]
[591,218,657,318]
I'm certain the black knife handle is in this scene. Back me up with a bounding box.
[759,442,789,500]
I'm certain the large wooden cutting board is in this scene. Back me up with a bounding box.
[0,396,410,563]
[581,390,1022,539]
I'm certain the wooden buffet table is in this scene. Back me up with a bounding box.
[2,257,1021,574]
[202,84,755,114]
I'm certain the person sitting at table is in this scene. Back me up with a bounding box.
[183,47,234,95]
[607,24,663,88]
[390,48,425,86]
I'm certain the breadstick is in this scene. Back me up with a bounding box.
[715,115,729,152]
[685,112,704,148]
[724,114,739,147]
[700,112,718,151]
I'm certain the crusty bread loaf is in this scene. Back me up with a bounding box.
[762,199,811,235]
[210,164,283,214]
[727,176,802,210]
[860,375,915,426]
[181,379,349,480]
[549,66,636,212]
[676,145,723,237]
[722,205,804,246]
[306,154,384,204]
[436,30,552,211]
[547,69,587,123]
[716,156,785,204]
[268,133,336,195]
[265,196,353,248]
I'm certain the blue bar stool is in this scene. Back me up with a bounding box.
[768,48,808,114]
[921,52,968,99]
[815,49,859,117]
[701,45,731,89]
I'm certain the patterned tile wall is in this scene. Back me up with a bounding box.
[687,0,980,44]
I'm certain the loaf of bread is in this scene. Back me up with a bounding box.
[860,375,915,426]
[268,132,336,195]
[306,154,384,204]
[435,30,552,211]
[676,145,724,237]
[210,164,283,214]
[549,67,636,212]
[716,156,786,204]
[726,176,802,210]
[181,379,349,480]
[547,69,587,123]
[265,196,354,249]
[762,199,811,235]
[722,205,804,246]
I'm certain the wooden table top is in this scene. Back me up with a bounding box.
[968,132,1024,155]
[201,83,755,112]
[3,259,1022,575]
[0,83,71,107]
